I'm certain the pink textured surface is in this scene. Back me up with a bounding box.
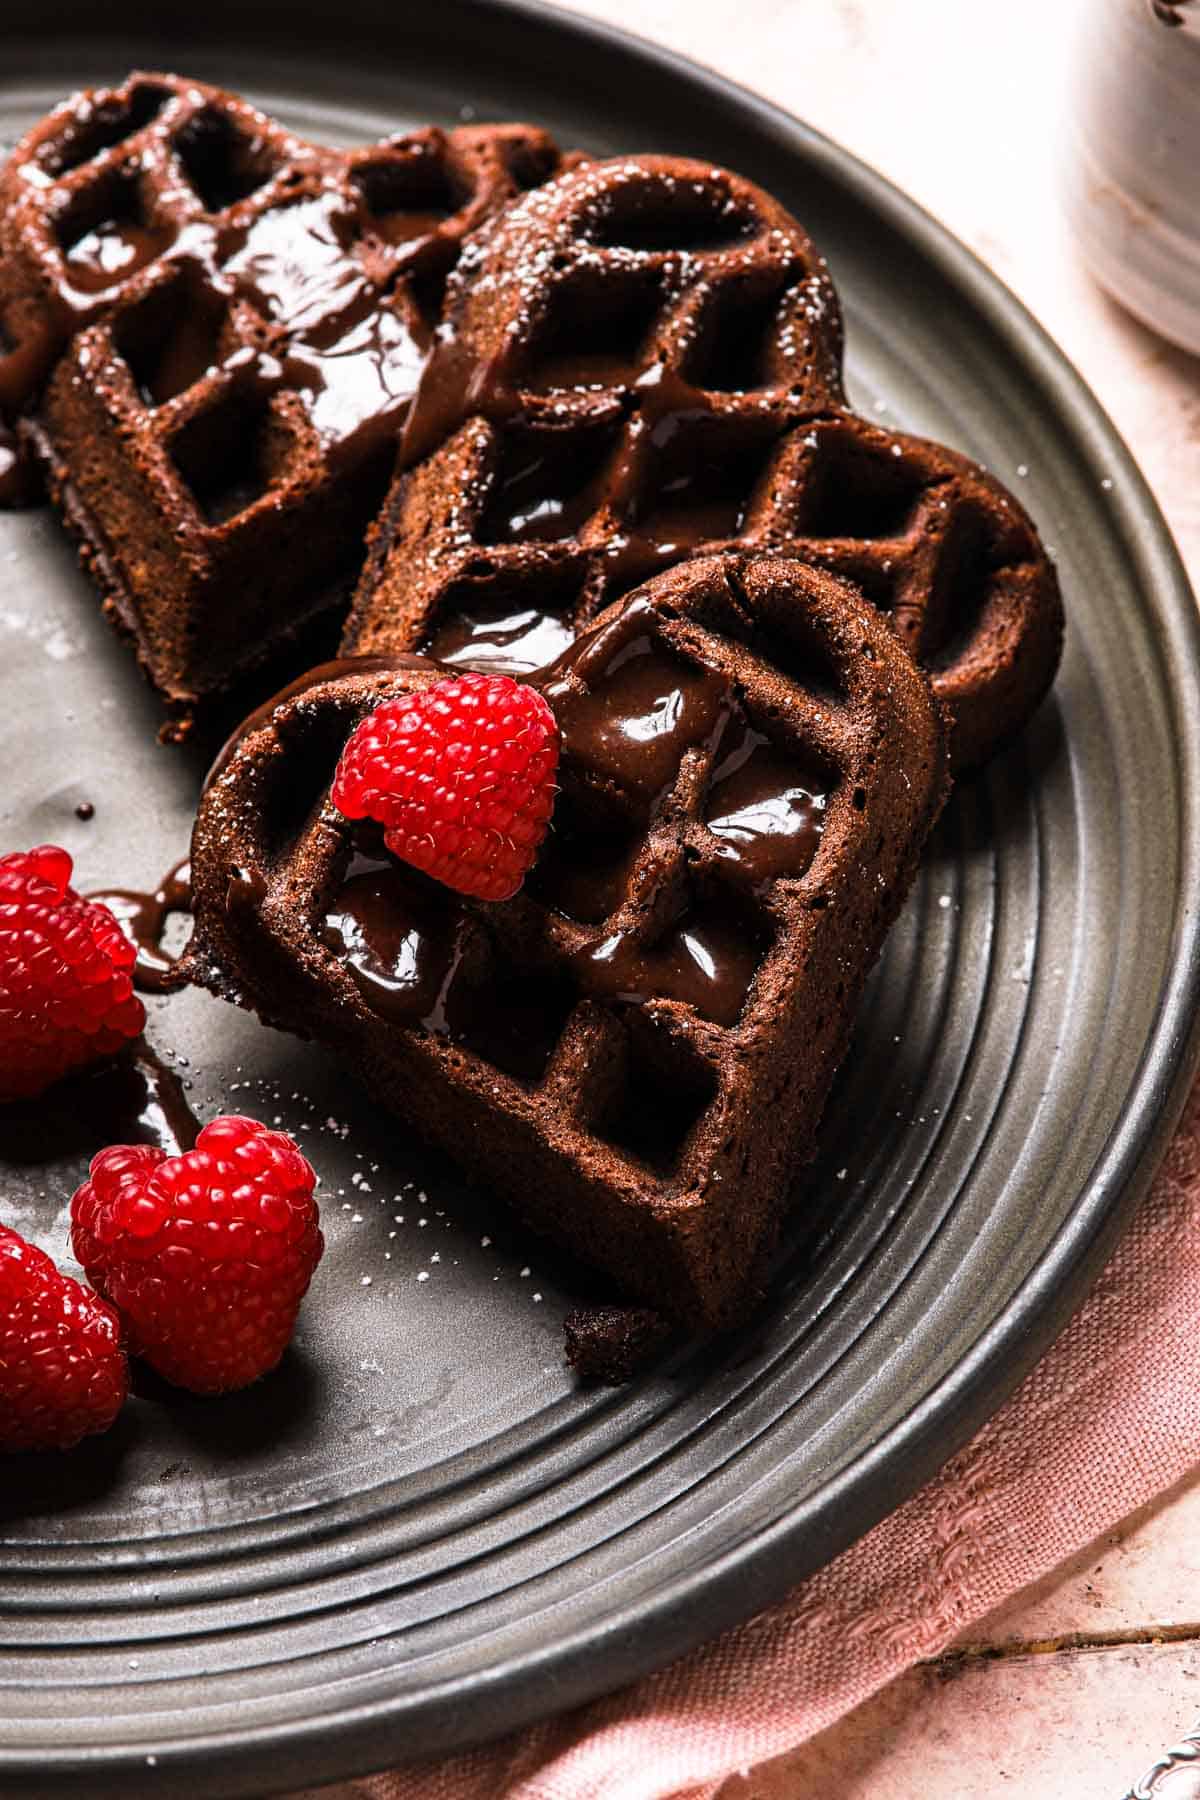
[291,0,1200,1792]
[721,1632,1200,1799]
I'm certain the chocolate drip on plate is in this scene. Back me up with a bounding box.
[88,857,193,994]
[0,1039,202,1161]
[121,1039,203,1153]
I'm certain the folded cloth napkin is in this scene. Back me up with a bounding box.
[299,1075,1200,1800]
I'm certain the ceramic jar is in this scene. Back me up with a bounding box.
[1067,0,1200,354]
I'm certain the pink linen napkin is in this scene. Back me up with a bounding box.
[302,1073,1200,1800]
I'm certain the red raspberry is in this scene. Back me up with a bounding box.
[0,1223,127,1452]
[332,672,559,901]
[70,1116,323,1395]
[0,845,145,1102]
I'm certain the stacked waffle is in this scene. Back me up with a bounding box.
[0,73,567,730]
[190,554,949,1330]
[0,77,1064,1361]
[348,152,1060,771]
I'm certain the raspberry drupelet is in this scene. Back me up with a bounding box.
[71,1115,323,1394]
[332,671,560,902]
[0,1223,128,1452]
[0,845,145,1102]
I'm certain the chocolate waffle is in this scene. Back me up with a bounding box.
[186,553,950,1331]
[344,153,1063,770]
[0,73,567,734]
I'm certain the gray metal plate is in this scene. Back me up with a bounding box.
[1,4,1198,1794]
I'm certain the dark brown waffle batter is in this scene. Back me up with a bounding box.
[187,553,950,1331]
[0,73,567,734]
[345,153,1062,769]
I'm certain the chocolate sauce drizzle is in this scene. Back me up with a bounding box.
[0,1039,201,1160]
[579,908,763,1027]
[425,600,578,677]
[540,599,825,1023]
[407,347,777,684]
[315,600,828,1037]
[65,216,176,294]
[704,720,827,884]
[543,601,733,805]
[119,1040,203,1153]
[0,162,439,510]
[322,848,470,1028]
[218,192,432,463]
[87,857,192,994]
[0,420,41,507]
[321,840,570,1081]
[404,345,760,596]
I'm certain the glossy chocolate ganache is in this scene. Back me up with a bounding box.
[0,77,566,541]
[410,354,763,599]
[0,183,432,508]
[87,857,193,993]
[0,421,36,507]
[318,836,575,1083]
[541,598,828,1027]
[299,602,829,1038]
[541,595,828,884]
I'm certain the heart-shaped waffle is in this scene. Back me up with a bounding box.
[344,153,1062,770]
[187,553,950,1331]
[0,73,569,734]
